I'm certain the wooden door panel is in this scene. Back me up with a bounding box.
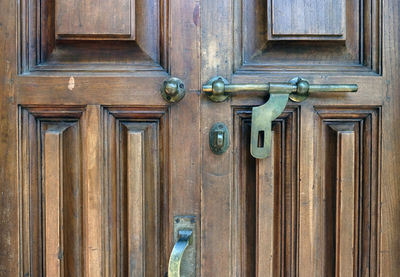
[103,108,170,276]
[270,0,345,39]
[19,106,171,276]
[19,107,86,276]
[2,0,400,275]
[313,107,380,276]
[55,0,135,39]
[233,108,298,276]
[201,0,394,275]
[230,107,380,277]
[20,0,166,72]
[235,0,380,73]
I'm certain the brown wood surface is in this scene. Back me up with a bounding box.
[0,0,399,276]
[270,0,345,38]
[55,0,134,38]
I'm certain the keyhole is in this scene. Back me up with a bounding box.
[257,131,264,148]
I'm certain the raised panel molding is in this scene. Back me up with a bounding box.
[55,0,135,39]
[19,106,170,276]
[270,0,346,40]
[103,107,170,276]
[314,107,381,276]
[233,107,299,276]
[19,106,85,277]
[235,0,381,74]
[19,0,168,73]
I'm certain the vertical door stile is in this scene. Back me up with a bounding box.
[200,0,235,275]
[82,105,103,277]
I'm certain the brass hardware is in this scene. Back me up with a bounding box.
[161,77,186,103]
[203,76,357,103]
[203,76,358,158]
[209,122,230,155]
[168,216,196,277]
[251,93,289,158]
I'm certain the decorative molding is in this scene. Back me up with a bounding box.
[102,107,170,276]
[19,106,85,277]
[232,107,299,276]
[234,0,382,75]
[18,0,168,73]
[314,107,381,276]
[269,0,346,40]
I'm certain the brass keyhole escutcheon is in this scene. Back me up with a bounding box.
[209,122,230,155]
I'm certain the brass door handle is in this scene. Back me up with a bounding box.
[202,76,358,158]
[168,230,193,277]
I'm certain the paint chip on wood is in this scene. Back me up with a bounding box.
[68,77,75,91]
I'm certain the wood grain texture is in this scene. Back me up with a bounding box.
[271,0,345,38]
[19,0,166,72]
[19,107,84,277]
[44,130,63,277]
[235,0,381,74]
[380,0,400,275]
[81,106,102,277]
[55,0,134,38]
[336,130,355,277]
[314,108,380,277]
[103,108,169,276]
[256,137,276,276]
[233,108,298,276]
[127,130,145,276]
[1,0,399,276]
[0,0,18,274]
[200,0,234,275]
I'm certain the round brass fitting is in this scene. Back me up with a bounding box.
[160,77,186,103]
[203,76,230,102]
[289,77,310,103]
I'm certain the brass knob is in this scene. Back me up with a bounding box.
[161,77,186,103]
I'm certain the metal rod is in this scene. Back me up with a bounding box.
[202,83,270,93]
[202,77,358,102]
[308,84,358,93]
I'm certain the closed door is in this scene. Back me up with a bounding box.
[0,0,399,276]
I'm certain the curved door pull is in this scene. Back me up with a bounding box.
[168,230,193,277]
[202,76,358,158]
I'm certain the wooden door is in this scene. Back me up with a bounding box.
[0,0,201,276]
[200,0,400,276]
[0,0,399,277]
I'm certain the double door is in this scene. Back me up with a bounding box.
[0,0,399,276]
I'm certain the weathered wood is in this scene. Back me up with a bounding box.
[203,0,397,276]
[1,0,399,276]
[55,0,134,38]
[18,108,84,276]
[232,109,298,276]
[271,0,345,38]
[336,131,356,277]
[127,130,145,276]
